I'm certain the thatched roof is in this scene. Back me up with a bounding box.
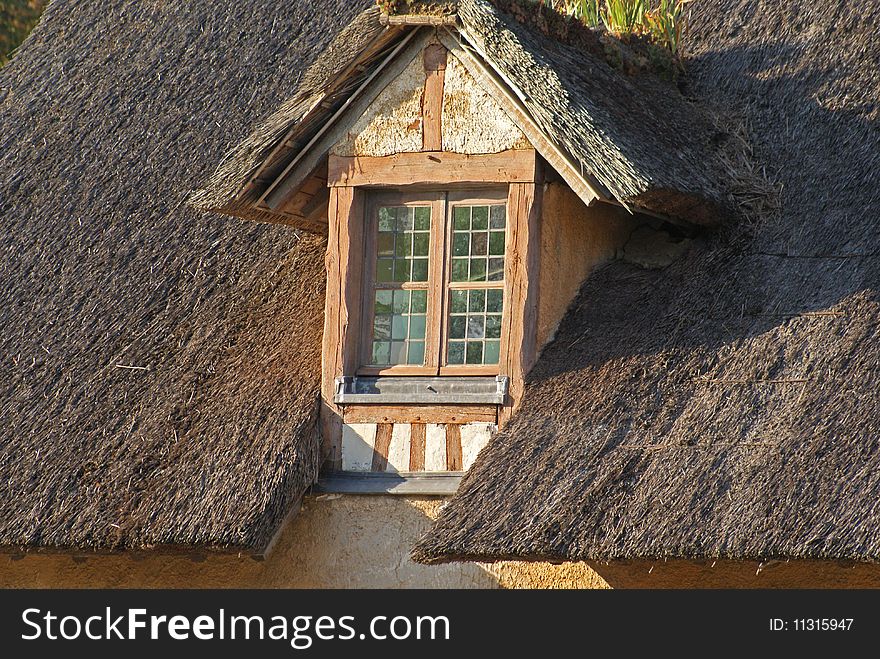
[0,0,370,553]
[414,0,880,564]
[192,0,732,229]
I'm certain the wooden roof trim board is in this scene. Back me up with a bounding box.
[437,28,607,207]
[259,27,431,211]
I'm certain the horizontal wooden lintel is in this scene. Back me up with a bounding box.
[327,150,537,188]
[343,404,498,424]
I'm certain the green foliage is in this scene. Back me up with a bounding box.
[0,0,47,66]
[531,0,691,54]
[644,0,688,54]
[601,0,647,34]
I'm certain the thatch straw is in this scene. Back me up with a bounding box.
[193,0,736,229]
[414,0,880,564]
[0,0,369,553]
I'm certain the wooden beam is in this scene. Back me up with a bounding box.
[422,43,447,151]
[328,150,537,187]
[409,423,426,471]
[381,14,459,27]
[343,405,498,424]
[371,423,394,472]
[320,187,365,468]
[499,175,543,425]
[261,29,432,210]
[437,30,606,208]
[446,424,463,471]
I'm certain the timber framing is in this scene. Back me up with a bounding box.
[327,150,537,188]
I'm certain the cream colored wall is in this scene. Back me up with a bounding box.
[537,184,639,350]
[331,43,528,157]
[0,496,600,589]
[2,496,877,588]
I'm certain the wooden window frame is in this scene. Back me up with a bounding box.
[358,187,509,377]
[320,151,541,466]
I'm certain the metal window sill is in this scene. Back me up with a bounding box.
[333,375,508,405]
[312,471,463,495]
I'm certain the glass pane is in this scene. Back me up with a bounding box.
[450,290,467,313]
[451,203,505,287]
[377,259,393,282]
[467,315,485,339]
[484,340,500,364]
[379,207,394,231]
[375,205,431,287]
[471,232,488,256]
[378,232,394,256]
[393,259,409,282]
[486,314,502,339]
[390,341,406,364]
[488,257,504,281]
[469,258,486,281]
[489,231,505,255]
[411,258,428,282]
[410,315,426,340]
[487,289,503,313]
[445,287,503,367]
[411,290,427,314]
[490,204,506,229]
[448,341,465,365]
[468,289,486,312]
[407,341,425,365]
[372,342,390,364]
[466,341,483,364]
[450,316,466,340]
[395,233,411,257]
[472,206,488,230]
[392,315,408,340]
[451,259,468,282]
[395,207,412,232]
[375,290,393,314]
[370,288,428,367]
[414,206,430,230]
[392,290,409,314]
[373,315,391,340]
[413,233,429,257]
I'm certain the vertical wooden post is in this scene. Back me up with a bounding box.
[500,166,542,426]
[320,185,364,469]
[422,43,447,152]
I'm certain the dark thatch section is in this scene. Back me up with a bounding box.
[189,4,382,224]
[0,0,368,553]
[457,0,730,225]
[193,0,732,229]
[414,0,880,564]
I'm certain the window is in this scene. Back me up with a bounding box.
[361,189,507,376]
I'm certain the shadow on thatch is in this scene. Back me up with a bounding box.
[0,0,373,553]
[414,0,880,565]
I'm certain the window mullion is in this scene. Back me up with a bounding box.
[426,194,448,373]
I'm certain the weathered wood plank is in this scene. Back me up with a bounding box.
[343,405,498,424]
[499,175,542,425]
[371,423,394,472]
[422,44,447,151]
[320,186,365,469]
[409,423,427,471]
[327,150,537,187]
[446,424,463,471]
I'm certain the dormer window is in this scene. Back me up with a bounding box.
[362,190,507,375]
